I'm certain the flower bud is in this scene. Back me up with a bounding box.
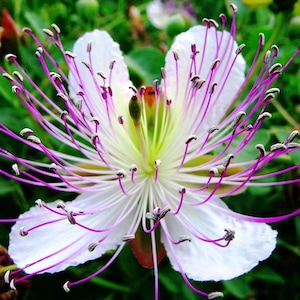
[129,95,142,124]
[165,14,187,38]
[75,0,99,20]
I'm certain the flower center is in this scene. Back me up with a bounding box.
[129,85,171,177]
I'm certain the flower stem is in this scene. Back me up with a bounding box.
[277,238,300,257]
[89,276,132,293]
[0,264,17,273]
[270,99,299,128]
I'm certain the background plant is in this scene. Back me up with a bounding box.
[0,0,299,299]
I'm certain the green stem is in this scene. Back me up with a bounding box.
[270,99,299,128]
[277,238,300,257]
[70,265,132,293]
[89,276,132,293]
[0,264,18,274]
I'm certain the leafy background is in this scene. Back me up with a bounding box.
[0,0,300,299]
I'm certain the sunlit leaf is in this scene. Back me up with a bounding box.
[125,47,165,84]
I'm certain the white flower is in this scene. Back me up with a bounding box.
[1,5,300,299]
[147,0,195,29]
[147,0,170,29]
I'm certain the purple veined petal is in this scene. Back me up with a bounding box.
[68,30,133,124]
[164,25,245,134]
[8,190,138,274]
[161,196,277,281]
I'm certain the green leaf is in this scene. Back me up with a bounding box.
[159,272,180,293]
[225,129,271,162]
[223,277,251,299]
[295,67,300,99]
[125,47,165,85]
[273,127,300,164]
[289,149,300,165]
[0,75,15,105]
[0,108,29,131]
[23,11,48,40]
[294,217,300,244]
[248,176,274,196]
[181,282,198,300]
[251,267,285,283]
[0,179,18,195]
[273,127,291,142]
[89,276,132,293]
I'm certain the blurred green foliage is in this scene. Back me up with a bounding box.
[0,0,300,299]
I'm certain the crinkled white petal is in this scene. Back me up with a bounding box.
[147,0,170,29]
[68,30,133,120]
[9,191,135,274]
[161,197,277,281]
[164,25,245,131]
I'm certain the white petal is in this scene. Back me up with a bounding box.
[161,197,277,281]
[147,0,170,29]
[68,30,133,119]
[164,25,245,130]
[9,192,135,274]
